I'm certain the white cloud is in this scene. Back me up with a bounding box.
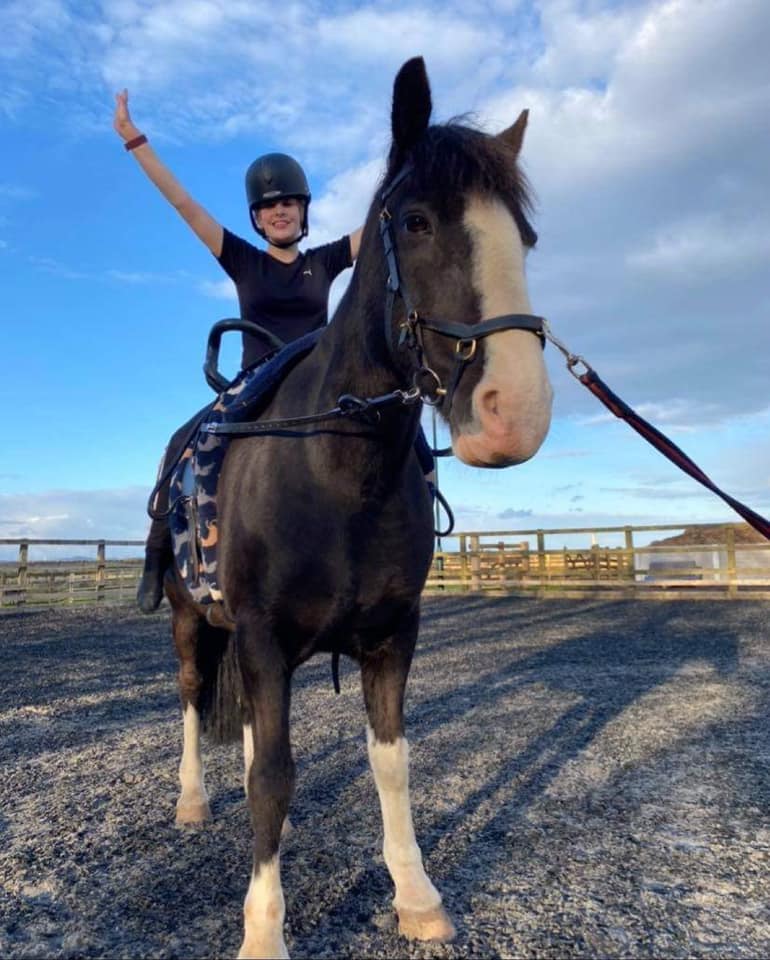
[199,277,237,301]
[579,395,726,432]
[482,0,770,196]
[108,268,175,284]
[315,8,496,65]
[626,216,770,277]
[28,256,88,280]
[311,157,382,246]
[532,0,647,87]
[0,487,149,545]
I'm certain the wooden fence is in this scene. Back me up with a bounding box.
[0,539,144,608]
[425,524,770,599]
[1,524,769,608]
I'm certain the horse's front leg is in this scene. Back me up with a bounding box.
[243,712,293,841]
[171,603,212,825]
[361,623,456,943]
[237,618,293,960]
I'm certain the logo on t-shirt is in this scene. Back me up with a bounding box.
[303,267,313,277]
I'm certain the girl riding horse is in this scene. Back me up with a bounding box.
[159,56,552,958]
[113,92,363,611]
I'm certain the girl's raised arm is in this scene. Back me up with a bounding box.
[114,90,224,258]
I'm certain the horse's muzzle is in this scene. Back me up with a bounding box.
[451,357,553,467]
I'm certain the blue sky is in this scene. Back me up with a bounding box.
[1,0,769,555]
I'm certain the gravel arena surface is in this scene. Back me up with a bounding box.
[1,597,769,959]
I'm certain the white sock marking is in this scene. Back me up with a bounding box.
[178,703,209,811]
[239,855,288,959]
[367,725,441,915]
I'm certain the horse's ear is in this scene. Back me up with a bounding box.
[390,57,432,166]
[497,109,529,158]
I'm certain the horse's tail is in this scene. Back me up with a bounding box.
[196,621,244,744]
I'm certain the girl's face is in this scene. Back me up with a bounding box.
[256,197,303,245]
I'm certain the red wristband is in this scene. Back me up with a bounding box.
[124,134,148,152]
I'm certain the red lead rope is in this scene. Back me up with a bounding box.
[542,322,770,542]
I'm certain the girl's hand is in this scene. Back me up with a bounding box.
[114,89,141,141]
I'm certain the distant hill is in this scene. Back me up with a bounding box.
[651,523,766,547]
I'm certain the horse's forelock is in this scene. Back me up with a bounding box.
[382,120,537,246]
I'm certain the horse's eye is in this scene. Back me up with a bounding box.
[403,213,430,234]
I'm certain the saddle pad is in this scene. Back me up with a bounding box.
[169,329,322,605]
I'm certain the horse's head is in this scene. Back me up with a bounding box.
[380,57,553,468]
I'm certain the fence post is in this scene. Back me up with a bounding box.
[537,530,546,596]
[96,541,106,604]
[17,541,29,606]
[470,534,481,592]
[591,543,601,581]
[434,551,445,591]
[497,541,508,590]
[725,526,737,598]
[624,527,635,582]
[459,534,468,588]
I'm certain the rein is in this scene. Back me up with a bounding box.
[203,386,421,436]
[543,321,770,542]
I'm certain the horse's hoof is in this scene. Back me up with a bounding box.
[175,800,212,825]
[236,935,289,959]
[397,905,456,942]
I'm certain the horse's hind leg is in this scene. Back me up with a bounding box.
[171,600,212,825]
[361,621,456,943]
[237,616,293,959]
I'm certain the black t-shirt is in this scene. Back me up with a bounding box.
[216,228,353,368]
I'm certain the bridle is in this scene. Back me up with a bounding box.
[198,167,547,441]
[378,165,545,414]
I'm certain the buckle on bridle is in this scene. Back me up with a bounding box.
[398,312,420,349]
[455,338,477,362]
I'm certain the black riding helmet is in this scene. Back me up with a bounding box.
[245,153,311,247]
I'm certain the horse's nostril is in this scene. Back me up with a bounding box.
[479,389,500,420]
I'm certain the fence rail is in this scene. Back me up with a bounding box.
[0,539,144,608]
[425,524,770,599]
[2,524,769,608]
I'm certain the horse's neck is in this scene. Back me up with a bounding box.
[266,253,420,482]
[289,252,400,404]
[263,211,420,441]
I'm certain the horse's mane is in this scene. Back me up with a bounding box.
[384,118,538,247]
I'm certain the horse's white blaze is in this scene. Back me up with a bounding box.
[243,722,254,797]
[176,703,211,822]
[366,725,442,915]
[238,855,288,960]
[453,193,552,467]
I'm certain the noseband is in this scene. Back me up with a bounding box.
[378,166,545,413]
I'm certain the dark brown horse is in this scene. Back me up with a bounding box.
[166,57,553,958]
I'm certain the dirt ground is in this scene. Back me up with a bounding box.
[1,597,768,959]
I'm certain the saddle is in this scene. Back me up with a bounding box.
[168,329,322,607]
